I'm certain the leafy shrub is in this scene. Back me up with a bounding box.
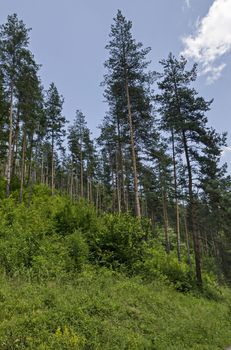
[91,214,151,270]
[66,230,89,271]
[0,176,6,199]
[138,243,195,291]
[54,200,99,236]
[31,236,71,280]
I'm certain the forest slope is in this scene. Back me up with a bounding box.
[0,185,231,349]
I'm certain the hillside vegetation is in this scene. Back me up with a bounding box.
[0,185,231,350]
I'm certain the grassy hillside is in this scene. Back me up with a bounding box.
[0,185,231,349]
[1,270,231,349]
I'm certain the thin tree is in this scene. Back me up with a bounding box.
[45,83,65,195]
[0,14,31,196]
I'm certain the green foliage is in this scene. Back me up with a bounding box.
[54,199,98,236]
[93,214,151,270]
[53,198,151,272]
[136,243,194,292]
[0,187,91,277]
[0,185,230,348]
[66,230,89,271]
[0,176,6,199]
[0,269,231,349]
[31,235,70,280]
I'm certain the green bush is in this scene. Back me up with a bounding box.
[66,230,89,271]
[91,214,151,270]
[0,176,6,199]
[54,200,99,236]
[138,243,195,291]
[31,235,71,280]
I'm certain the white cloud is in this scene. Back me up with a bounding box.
[221,146,231,157]
[181,0,231,84]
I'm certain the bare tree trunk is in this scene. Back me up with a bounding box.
[19,129,26,202]
[41,152,44,184]
[125,165,130,213]
[12,107,20,178]
[80,149,84,198]
[111,168,117,212]
[172,70,202,285]
[182,130,202,286]
[87,176,90,202]
[75,171,79,202]
[96,183,100,213]
[6,84,14,197]
[51,135,55,196]
[89,178,93,203]
[99,184,102,212]
[116,113,126,211]
[183,204,192,270]
[125,71,141,217]
[162,185,170,253]
[172,129,181,262]
[27,134,34,186]
[115,149,121,213]
[46,166,49,186]
[159,162,170,252]
[70,161,74,199]
[120,150,126,211]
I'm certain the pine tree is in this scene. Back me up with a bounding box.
[45,83,66,195]
[156,53,217,285]
[68,110,96,200]
[0,13,31,196]
[103,10,154,217]
[68,110,86,199]
[0,71,8,170]
[16,51,43,200]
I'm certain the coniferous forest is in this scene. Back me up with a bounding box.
[0,11,231,350]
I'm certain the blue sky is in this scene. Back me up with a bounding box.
[1,0,231,168]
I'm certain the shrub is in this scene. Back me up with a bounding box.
[54,200,99,236]
[91,214,151,271]
[31,236,71,280]
[66,230,89,271]
[138,243,195,291]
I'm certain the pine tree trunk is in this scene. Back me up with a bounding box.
[75,170,79,201]
[6,84,14,197]
[87,176,90,202]
[162,182,170,253]
[172,129,181,262]
[96,183,100,213]
[51,135,55,195]
[11,107,20,178]
[27,134,34,186]
[111,164,117,212]
[182,130,202,285]
[70,161,74,199]
[46,166,49,186]
[125,72,141,217]
[172,72,202,285]
[19,129,26,202]
[98,184,102,212]
[89,177,93,203]
[116,113,126,211]
[80,149,84,198]
[115,149,121,213]
[41,153,44,184]
[183,204,192,270]
[125,164,130,213]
